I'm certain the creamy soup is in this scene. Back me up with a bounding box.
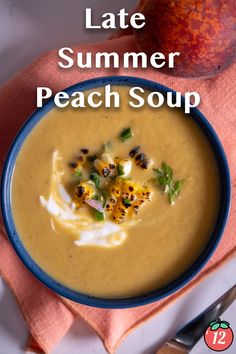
[11,86,220,298]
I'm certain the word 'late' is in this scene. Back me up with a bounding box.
[85,8,145,30]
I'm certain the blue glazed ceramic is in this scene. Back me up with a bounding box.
[0,76,231,308]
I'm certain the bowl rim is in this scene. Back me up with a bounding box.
[0,75,231,308]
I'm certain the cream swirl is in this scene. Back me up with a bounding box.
[39,151,127,247]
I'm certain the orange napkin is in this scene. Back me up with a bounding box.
[0,35,235,354]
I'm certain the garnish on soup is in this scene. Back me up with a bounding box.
[68,128,185,224]
[107,179,152,224]
[87,154,97,162]
[129,146,153,169]
[39,126,185,250]
[66,127,160,224]
[90,172,100,189]
[153,162,184,204]
[119,127,133,142]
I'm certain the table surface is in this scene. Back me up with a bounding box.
[0,1,235,354]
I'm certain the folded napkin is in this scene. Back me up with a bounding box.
[0,35,235,354]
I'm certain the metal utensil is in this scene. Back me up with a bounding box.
[155,285,236,354]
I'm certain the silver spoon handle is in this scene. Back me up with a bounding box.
[171,285,236,350]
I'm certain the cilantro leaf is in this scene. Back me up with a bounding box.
[90,172,100,189]
[119,127,133,142]
[117,163,125,176]
[169,180,184,204]
[153,163,184,204]
[74,169,82,179]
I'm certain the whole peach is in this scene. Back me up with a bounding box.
[134,0,236,78]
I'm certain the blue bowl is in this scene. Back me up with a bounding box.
[1,76,231,308]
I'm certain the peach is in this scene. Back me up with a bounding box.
[134,0,236,78]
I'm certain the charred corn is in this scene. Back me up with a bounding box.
[109,178,123,199]
[74,182,95,207]
[108,179,152,223]
[94,153,116,177]
[138,185,152,201]
[105,196,117,212]
[112,198,130,224]
[70,155,86,175]
[132,186,152,215]
[129,146,153,169]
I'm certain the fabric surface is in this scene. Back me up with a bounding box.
[0,35,235,354]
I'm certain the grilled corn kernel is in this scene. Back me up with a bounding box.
[135,153,153,169]
[74,182,95,205]
[94,159,111,177]
[101,153,116,176]
[101,153,114,165]
[129,146,140,158]
[112,198,129,224]
[70,155,86,176]
[121,180,140,200]
[138,186,152,201]
[131,186,152,215]
[109,179,152,223]
[94,153,116,178]
[80,148,89,155]
[105,197,117,212]
[110,178,123,198]
[75,155,86,168]
[129,146,153,169]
